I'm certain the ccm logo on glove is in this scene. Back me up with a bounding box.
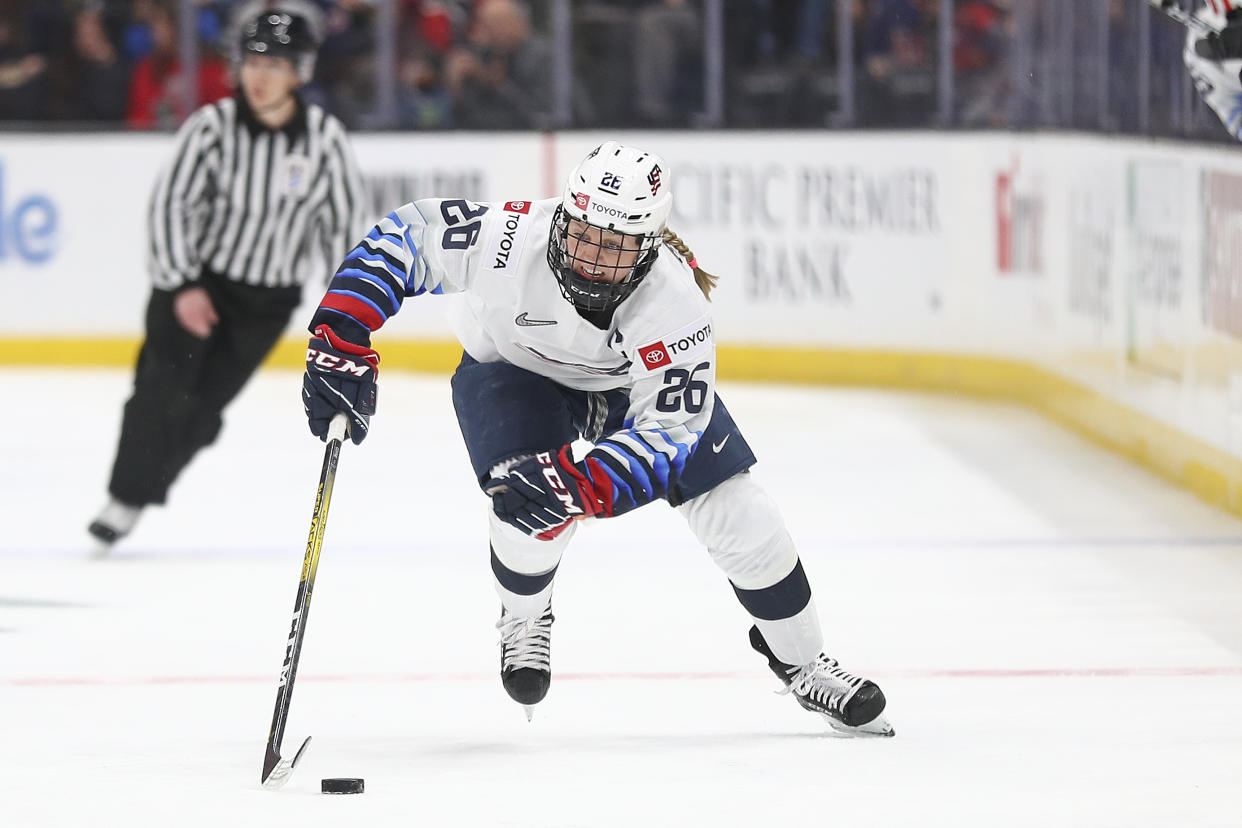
[536,451,583,516]
[306,348,374,377]
[302,325,379,445]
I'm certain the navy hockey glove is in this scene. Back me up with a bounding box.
[485,447,612,540]
[303,324,378,445]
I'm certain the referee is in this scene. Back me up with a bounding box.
[89,5,366,550]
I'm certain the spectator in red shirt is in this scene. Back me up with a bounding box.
[953,0,1009,126]
[126,3,231,129]
[402,0,462,55]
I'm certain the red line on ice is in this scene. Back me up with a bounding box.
[6,666,1242,688]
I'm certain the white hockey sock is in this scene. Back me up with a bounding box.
[489,508,572,618]
[754,598,824,667]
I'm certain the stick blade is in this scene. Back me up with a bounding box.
[261,735,312,790]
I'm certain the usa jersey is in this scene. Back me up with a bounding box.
[309,197,717,515]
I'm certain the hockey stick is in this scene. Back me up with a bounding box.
[261,412,348,790]
[1147,0,1216,35]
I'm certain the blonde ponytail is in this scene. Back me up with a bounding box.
[662,228,717,300]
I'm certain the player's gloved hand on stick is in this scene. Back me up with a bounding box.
[303,324,378,445]
[486,447,611,540]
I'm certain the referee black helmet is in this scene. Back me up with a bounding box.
[240,9,319,83]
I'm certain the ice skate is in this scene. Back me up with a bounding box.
[87,498,143,555]
[749,625,894,737]
[496,604,554,719]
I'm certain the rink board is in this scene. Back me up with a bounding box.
[2,130,1241,514]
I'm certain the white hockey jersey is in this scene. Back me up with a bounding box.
[311,196,716,512]
[1184,11,1242,140]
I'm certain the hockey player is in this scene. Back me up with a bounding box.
[89,4,365,551]
[1155,0,1242,139]
[300,142,894,737]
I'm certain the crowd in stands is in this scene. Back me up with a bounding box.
[0,0,1199,136]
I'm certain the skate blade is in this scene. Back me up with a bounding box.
[822,713,895,738]
[88,523,122,558]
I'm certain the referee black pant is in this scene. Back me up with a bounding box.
[108,273,302,507]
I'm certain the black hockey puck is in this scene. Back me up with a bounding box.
[321,778,364,794]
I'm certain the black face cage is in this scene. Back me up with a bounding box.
[546,205,661,313]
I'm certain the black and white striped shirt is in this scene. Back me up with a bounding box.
[147,93,365,290]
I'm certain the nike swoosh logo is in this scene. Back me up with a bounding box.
[516,312,557,327]
[712,435,730,453]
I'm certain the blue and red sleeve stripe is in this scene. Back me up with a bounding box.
[580,427,699,516]
[309,212,418,346]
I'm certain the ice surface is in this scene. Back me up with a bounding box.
[3,368,1241,827]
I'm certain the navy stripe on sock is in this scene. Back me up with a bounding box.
[490,546,558,596]
[731,559,812,621]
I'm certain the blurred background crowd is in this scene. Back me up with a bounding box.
[0,0,1225,141]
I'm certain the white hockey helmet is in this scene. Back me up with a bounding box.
[546,141,673,313]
